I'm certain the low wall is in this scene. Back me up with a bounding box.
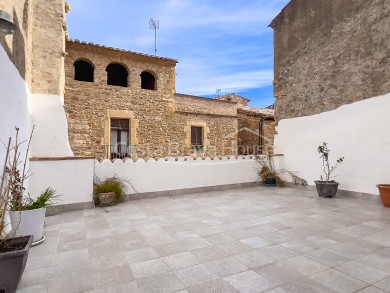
[29,158,95,211]
[274,93,390,200]
[94,156,273,198]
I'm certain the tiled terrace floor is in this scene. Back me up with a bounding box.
[17,186,390,293]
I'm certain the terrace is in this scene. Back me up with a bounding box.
[17,186,390,293]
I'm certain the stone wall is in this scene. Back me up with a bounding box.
[214,93,250,106]
[64,42,238,160]
[237,109,276,155]
[175,94,238,117]
[0,0,66,95]
[270,0,390,121]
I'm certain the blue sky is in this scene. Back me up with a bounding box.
[66,0,289,108]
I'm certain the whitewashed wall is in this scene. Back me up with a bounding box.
[30,94,74,157]
[95,156,272,194]
[29,159,94,205]
[274,93,390,196]
[0,45,32,169]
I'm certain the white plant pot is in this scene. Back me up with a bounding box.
[9,207,46,242]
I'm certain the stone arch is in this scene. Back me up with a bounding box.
[73,59,94,82]
[140,70,157,90]
[106,63,129,87]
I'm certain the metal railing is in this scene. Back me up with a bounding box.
[103,144,136,160]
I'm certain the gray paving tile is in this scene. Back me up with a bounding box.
[309,268,368,293]
[47,270,92,293]
[279,277,338,293]
[205,256,248,277]
[257,244,299,261]
[174,264,218,287]
[254,262,303,286]
[136,272,184,293]
[280,255,329,276]
[356,286,388,293]
[187,279,239,293]
[192,245,229,262]
[16,284,48,293]
[125,247,159,264]
[163,252,200,270]
[91,265,134,289]
[130,258,170,279]
[334,260,389,283]
[90,253,128,270]
[239,236,274,249]
[234,250,274,268]
[217,241,253,256]
[304,248,350,266]
[93,281,140,293]
[204,233,234,244]
[224,270,275,293]
[374,276,390,292]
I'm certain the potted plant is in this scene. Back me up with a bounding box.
[377,185,390,208]
[94,177,125,206]
[5,127,59,245]
[1,128,34,293]
[257,153,307,187]
[9,187,58,245]
[315,142,344,197]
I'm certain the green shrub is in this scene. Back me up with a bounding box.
[94,177,124,203]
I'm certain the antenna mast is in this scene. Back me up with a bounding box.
[149,18,159,56]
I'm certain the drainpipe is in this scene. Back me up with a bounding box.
[259,117,264,155]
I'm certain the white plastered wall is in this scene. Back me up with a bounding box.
[95,156,267,194]
[30,94,73,157]
[274,93,390,195]
[0,45,32,168]
[29,159,94,205]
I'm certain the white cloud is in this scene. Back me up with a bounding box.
[67,0,288,101]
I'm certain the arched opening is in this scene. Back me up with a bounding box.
[106,63,128,87]
[141,71,156,90]
[74,60,94,82]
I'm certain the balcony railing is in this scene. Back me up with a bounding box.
[103,144,136,160]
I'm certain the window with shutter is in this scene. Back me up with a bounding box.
[191,126,203,146]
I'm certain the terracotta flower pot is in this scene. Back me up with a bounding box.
[377,184,390,208]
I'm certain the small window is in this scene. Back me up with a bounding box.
[110,119,130,159]
[107,64,128,87]
[141,71,156,90]
[74,60,94,82]
[191,126,203,146]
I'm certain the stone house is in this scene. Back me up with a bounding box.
[64,41,276,160]
[270,0,390,199]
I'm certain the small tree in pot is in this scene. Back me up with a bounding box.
[315,142,344,197]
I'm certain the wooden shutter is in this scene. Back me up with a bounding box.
[191,126,203,146]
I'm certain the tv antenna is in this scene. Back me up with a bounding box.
[149,18,159,56]
[216,89,221,97]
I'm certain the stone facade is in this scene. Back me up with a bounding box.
[65,41,247,160]
[237,108,277,155]
[64,29,276,160]
[0,0,67,95]
[214,93,250,106]
[270,0,390,121]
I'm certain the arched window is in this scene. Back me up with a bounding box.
[106,63,128,87]
[74,60,94,82]
[141,71,156,90]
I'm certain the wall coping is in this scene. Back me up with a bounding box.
[30,156,95,161]
[95,154,284,164]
